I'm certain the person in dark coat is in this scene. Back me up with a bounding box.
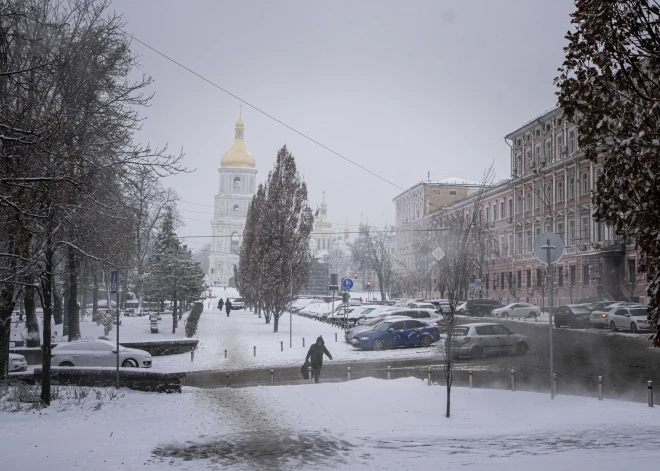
[225,299,232,316]
[218,298,224,311]
[305,336,333,383]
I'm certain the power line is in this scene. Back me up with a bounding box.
[177,227,449,239]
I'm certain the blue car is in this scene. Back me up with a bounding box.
[352,319,440,351]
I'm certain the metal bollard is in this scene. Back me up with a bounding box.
[335,332,337,342]
[270,369,274,386]
[190,348,194,362]
[598,376,603,400]
[224,349,227,359]
[226,373,230,387]
[303,337,305,348]
[387,365,391,380]
[468,370,473,388]
[648,381,654,407]
[427,367,432,386]
[280,341,283,352]
[308,366,313,384]
[510,369,515,392]
[553,373,557,397]
[253,346,256,357]
[347,366,351,381]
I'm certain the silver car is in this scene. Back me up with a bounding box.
[51,339,152,368]
[449,323,530,359]
[9,353,28,372]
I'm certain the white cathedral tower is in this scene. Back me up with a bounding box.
[209,111,257,286]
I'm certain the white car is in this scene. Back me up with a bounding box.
[51,339,152,368]
[491,303,541,319]
[589,302,640,328]
[9,353,28,372]
[455,302,467,313]
[608,306,650,333]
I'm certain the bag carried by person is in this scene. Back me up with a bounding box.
[301,361,311,380]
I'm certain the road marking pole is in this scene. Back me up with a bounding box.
[280,341,283,352]
[270,369,274,386]
[427,367,432,386]
[510,370,515,392]
[308,366,313,384]
[253,346,256,357]
[302,337,305,348]
[387,366,391,380]
[335,332,337,342]
[347,366,351,381]
[598,376,603,400]
[468,370,473,388]
[648,381,653,407]
[553,373,557,396]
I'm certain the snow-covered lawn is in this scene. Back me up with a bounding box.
[1,378,658,470]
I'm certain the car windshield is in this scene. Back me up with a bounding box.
[629,308,648,317]
[372,322,393,332]
[571,306,591,314]
[365,315,388,326]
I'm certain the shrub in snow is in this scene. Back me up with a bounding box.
[185,302,203,338]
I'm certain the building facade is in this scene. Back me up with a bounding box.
[208,113,258,286]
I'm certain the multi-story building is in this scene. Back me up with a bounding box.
[394,108,647,306]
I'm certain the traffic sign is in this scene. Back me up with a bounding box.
[431,247,445,261]
[533,232,565,265]
[110,270,118,293]
[475,278,482,288]
[341,278,354,290]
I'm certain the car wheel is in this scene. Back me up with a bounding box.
[631,323,638,333]
[516,342,529,356]
[471,345,484,359]
[610,321,618,332]
[59,361,74,367]
[419,335,431,347]
[503,312,509,319]
[372,339,386,351]
[122,358,138,368]
[528,312,537,318]
[568,317,578,329]
[554,318,562,328]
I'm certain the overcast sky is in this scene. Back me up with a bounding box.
[112,0,575,251]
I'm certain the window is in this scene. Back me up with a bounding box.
[405,320,423,329]
[581,216,590,242]
[485,206,489,221]
[534,144,541,164]
[516,153,522,175]
[391,321,405,330]
[583,265,590,285]
[570,266,576,287]
[556,134,564,159]
[582,173,588,195]
[525,192,531,211]
[558,267,564,287]
[526,230,532,252]
[569,130,576,154]
[233,176,241,188]
[492,203,497,221]
[535,188,541,209]
[449,190,457,196]
[508,199,513,218]
[230,232,240,253]
[569,177,575,199]
[491,325,511,335]
[494,273,499,290]
[545,184,552,205]
[508,234,513,256]
[628,259,637,283]
[475,325,496,336]
[233,204,239,213]
[517,232,523,255]
[569,220,576,246]
[545,140,551,161]
[526,270,531,287]
[557,180,564,202]
[516,194,522,214]
[557,222,564,243]
[517,271,522,289]
[597,222,604,242]
[500,201,504,219]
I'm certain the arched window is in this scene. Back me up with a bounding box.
[569,177,575,199]
[234,177,241,189]
[557,181,564,202]
[233,204,239,213]
[582,173,588,195]
[230,232,240,254]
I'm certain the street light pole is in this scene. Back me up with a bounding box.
[543,238,556,399]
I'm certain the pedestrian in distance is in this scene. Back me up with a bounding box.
[305,336,333,383]
[218,298,224,311]
[225,299,232,316]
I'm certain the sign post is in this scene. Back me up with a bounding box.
[341,278,353,328]
[533,232,564,400]
[110,270,119,389]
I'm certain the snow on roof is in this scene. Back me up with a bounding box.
[433,177,483,186]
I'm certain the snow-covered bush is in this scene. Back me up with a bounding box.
[185,302,203,338]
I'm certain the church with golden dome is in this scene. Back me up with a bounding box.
[209,111,258,286]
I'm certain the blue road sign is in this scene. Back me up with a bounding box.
[341,278,354,290]
[110,270,118,293]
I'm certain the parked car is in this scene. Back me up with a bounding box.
[455,302,467,313]
[231,298,245,310]
[9,352,28,372]
[51,339,152,368]
[491,302,541,319]
[407,302,436,310]
[351,319,440,350]
[427,299,451,313]
[589,301,639,328]
[554,304,592,328]
[608,306,650,333]
[449,323,530,359]
[345,314,415,342]
[465,299,503,317]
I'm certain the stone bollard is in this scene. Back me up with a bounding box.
[468,370,473,388]
[347,366,351,381]
[510,369,516,392]
[648,381,653,408]
[598,376,603,400]
[387,365,391,380]
[270,369,274,386]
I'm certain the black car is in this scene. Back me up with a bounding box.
[465,299,503,317]
[554,304,592,328]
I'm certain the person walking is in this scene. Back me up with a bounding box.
[305,336,333,383]
[218,298,224,311]
[225,298,232,317]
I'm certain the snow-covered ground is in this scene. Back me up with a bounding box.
[1,378,658,470]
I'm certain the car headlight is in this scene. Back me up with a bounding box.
[360,337,369,341]
[10,358,20,362]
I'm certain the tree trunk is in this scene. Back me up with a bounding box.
[0,283,16,380]
[92,272,99,323]
[24,285,40,348]
[53,282,63,325]
[67,245,80,340]
[39,241,55,406]
[273,312,279,332]
[172,297,178,334]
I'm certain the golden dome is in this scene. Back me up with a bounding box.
[220,112,256,168]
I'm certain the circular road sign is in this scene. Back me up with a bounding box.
[533,232,565,265]
[342,278,354,290]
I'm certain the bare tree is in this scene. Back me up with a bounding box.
[352,225,395,301]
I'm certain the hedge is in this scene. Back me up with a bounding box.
[33,367,186,393]
[185,302,204,338]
